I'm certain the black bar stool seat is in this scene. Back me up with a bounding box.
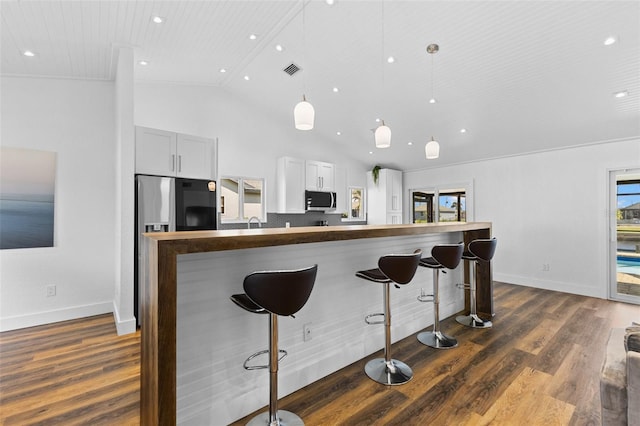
[356,249,422,386]
[230,264,318,426]
[456,238,497,328]
[417,243,464,349]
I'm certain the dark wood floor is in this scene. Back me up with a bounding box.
[1,282,637,425]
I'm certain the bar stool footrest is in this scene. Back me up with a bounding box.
[243,349,288,370]
[417,294,434,303]
[365,313,385,325]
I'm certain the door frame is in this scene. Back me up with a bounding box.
[608,167,640,304]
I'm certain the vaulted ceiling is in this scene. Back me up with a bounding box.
[2,1,639,171]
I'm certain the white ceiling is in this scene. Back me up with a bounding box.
[2,0,639,171]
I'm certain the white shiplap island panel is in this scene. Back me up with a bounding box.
[140,223,492,425]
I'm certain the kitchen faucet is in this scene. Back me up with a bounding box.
[247,216,262,229]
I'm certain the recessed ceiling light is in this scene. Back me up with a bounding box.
[369,151,373,155]
[604,36,617,46]
[332,87,339,93]
[375,118,381,123]
[614,90,628,98]
[460,128,467,133]
[429,98,437,104]
[249,34,258,40]
[244,75,250,81]
[408,142,413,146]
[336,131,341,136]
[23,50,36,57]
[152,16,164,24]
[138,60,149,66]
[219,68,227,73]
[387,56,395,64]
[275,44,284,52]
[326,0,335,5]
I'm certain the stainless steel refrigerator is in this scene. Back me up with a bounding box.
[135,175,217,325]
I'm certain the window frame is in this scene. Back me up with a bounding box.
[409,182,472,224]
[219,176,266,224]
[343,186,366,221]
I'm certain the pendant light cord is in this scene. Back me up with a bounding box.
[302,0,307,97]
[381,0,385,115]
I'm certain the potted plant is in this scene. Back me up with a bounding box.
[372,165,381,185]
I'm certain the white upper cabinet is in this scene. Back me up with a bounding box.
[276,156,306,214]
[306,160,335,191]
[367,168,403,225]
[135,126,216,180]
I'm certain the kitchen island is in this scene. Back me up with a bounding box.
[140,222,492,425]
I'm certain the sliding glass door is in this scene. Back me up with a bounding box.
[610,169,640,303]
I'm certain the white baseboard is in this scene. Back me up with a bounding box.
[494,273,606,299]
[112,300,137,335]
[0,301,113,332]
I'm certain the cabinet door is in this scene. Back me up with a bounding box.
[387,213,402,225]
[318,162,335,191]
[388,170,402,212]
[306,160,335,190]
[135,127,177,176]
[306,161,320,190]
[176,134,213,179]
[277,157,306,213]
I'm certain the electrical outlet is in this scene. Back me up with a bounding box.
[46,285,56,297]
[303,323,312,342]
[542,264,550,272]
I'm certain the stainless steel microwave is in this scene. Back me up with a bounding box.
[305,190,336,211]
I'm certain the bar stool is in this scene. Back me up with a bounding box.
[355,249,422,385]
[456,238,497,328]
[417,243,464,349]
[230,264,318,426]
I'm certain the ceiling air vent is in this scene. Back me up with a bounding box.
[283,63,301,76]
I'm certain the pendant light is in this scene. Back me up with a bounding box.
[374,0,391,148]
[375,120,391,148]
[294,1,314,130]
[426,43,440,159]
[425,136,440,159]
[294,94,314,130]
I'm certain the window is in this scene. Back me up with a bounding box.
[411,186,468,224]
[439,191,466,222]
[412,191,433,223]
[617,179,640,223]
[345,187,365,220]
[220,177,265,223]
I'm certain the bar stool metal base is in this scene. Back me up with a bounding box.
[456,314,492,328]
[246,410,304,426]
[364,358,413,385]
[417,330,458,349]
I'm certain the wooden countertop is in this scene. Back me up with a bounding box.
[143,222,493,255]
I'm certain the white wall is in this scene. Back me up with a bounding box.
[404,138,640,299]
[0,76,117,331]
[134,82,369,213]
